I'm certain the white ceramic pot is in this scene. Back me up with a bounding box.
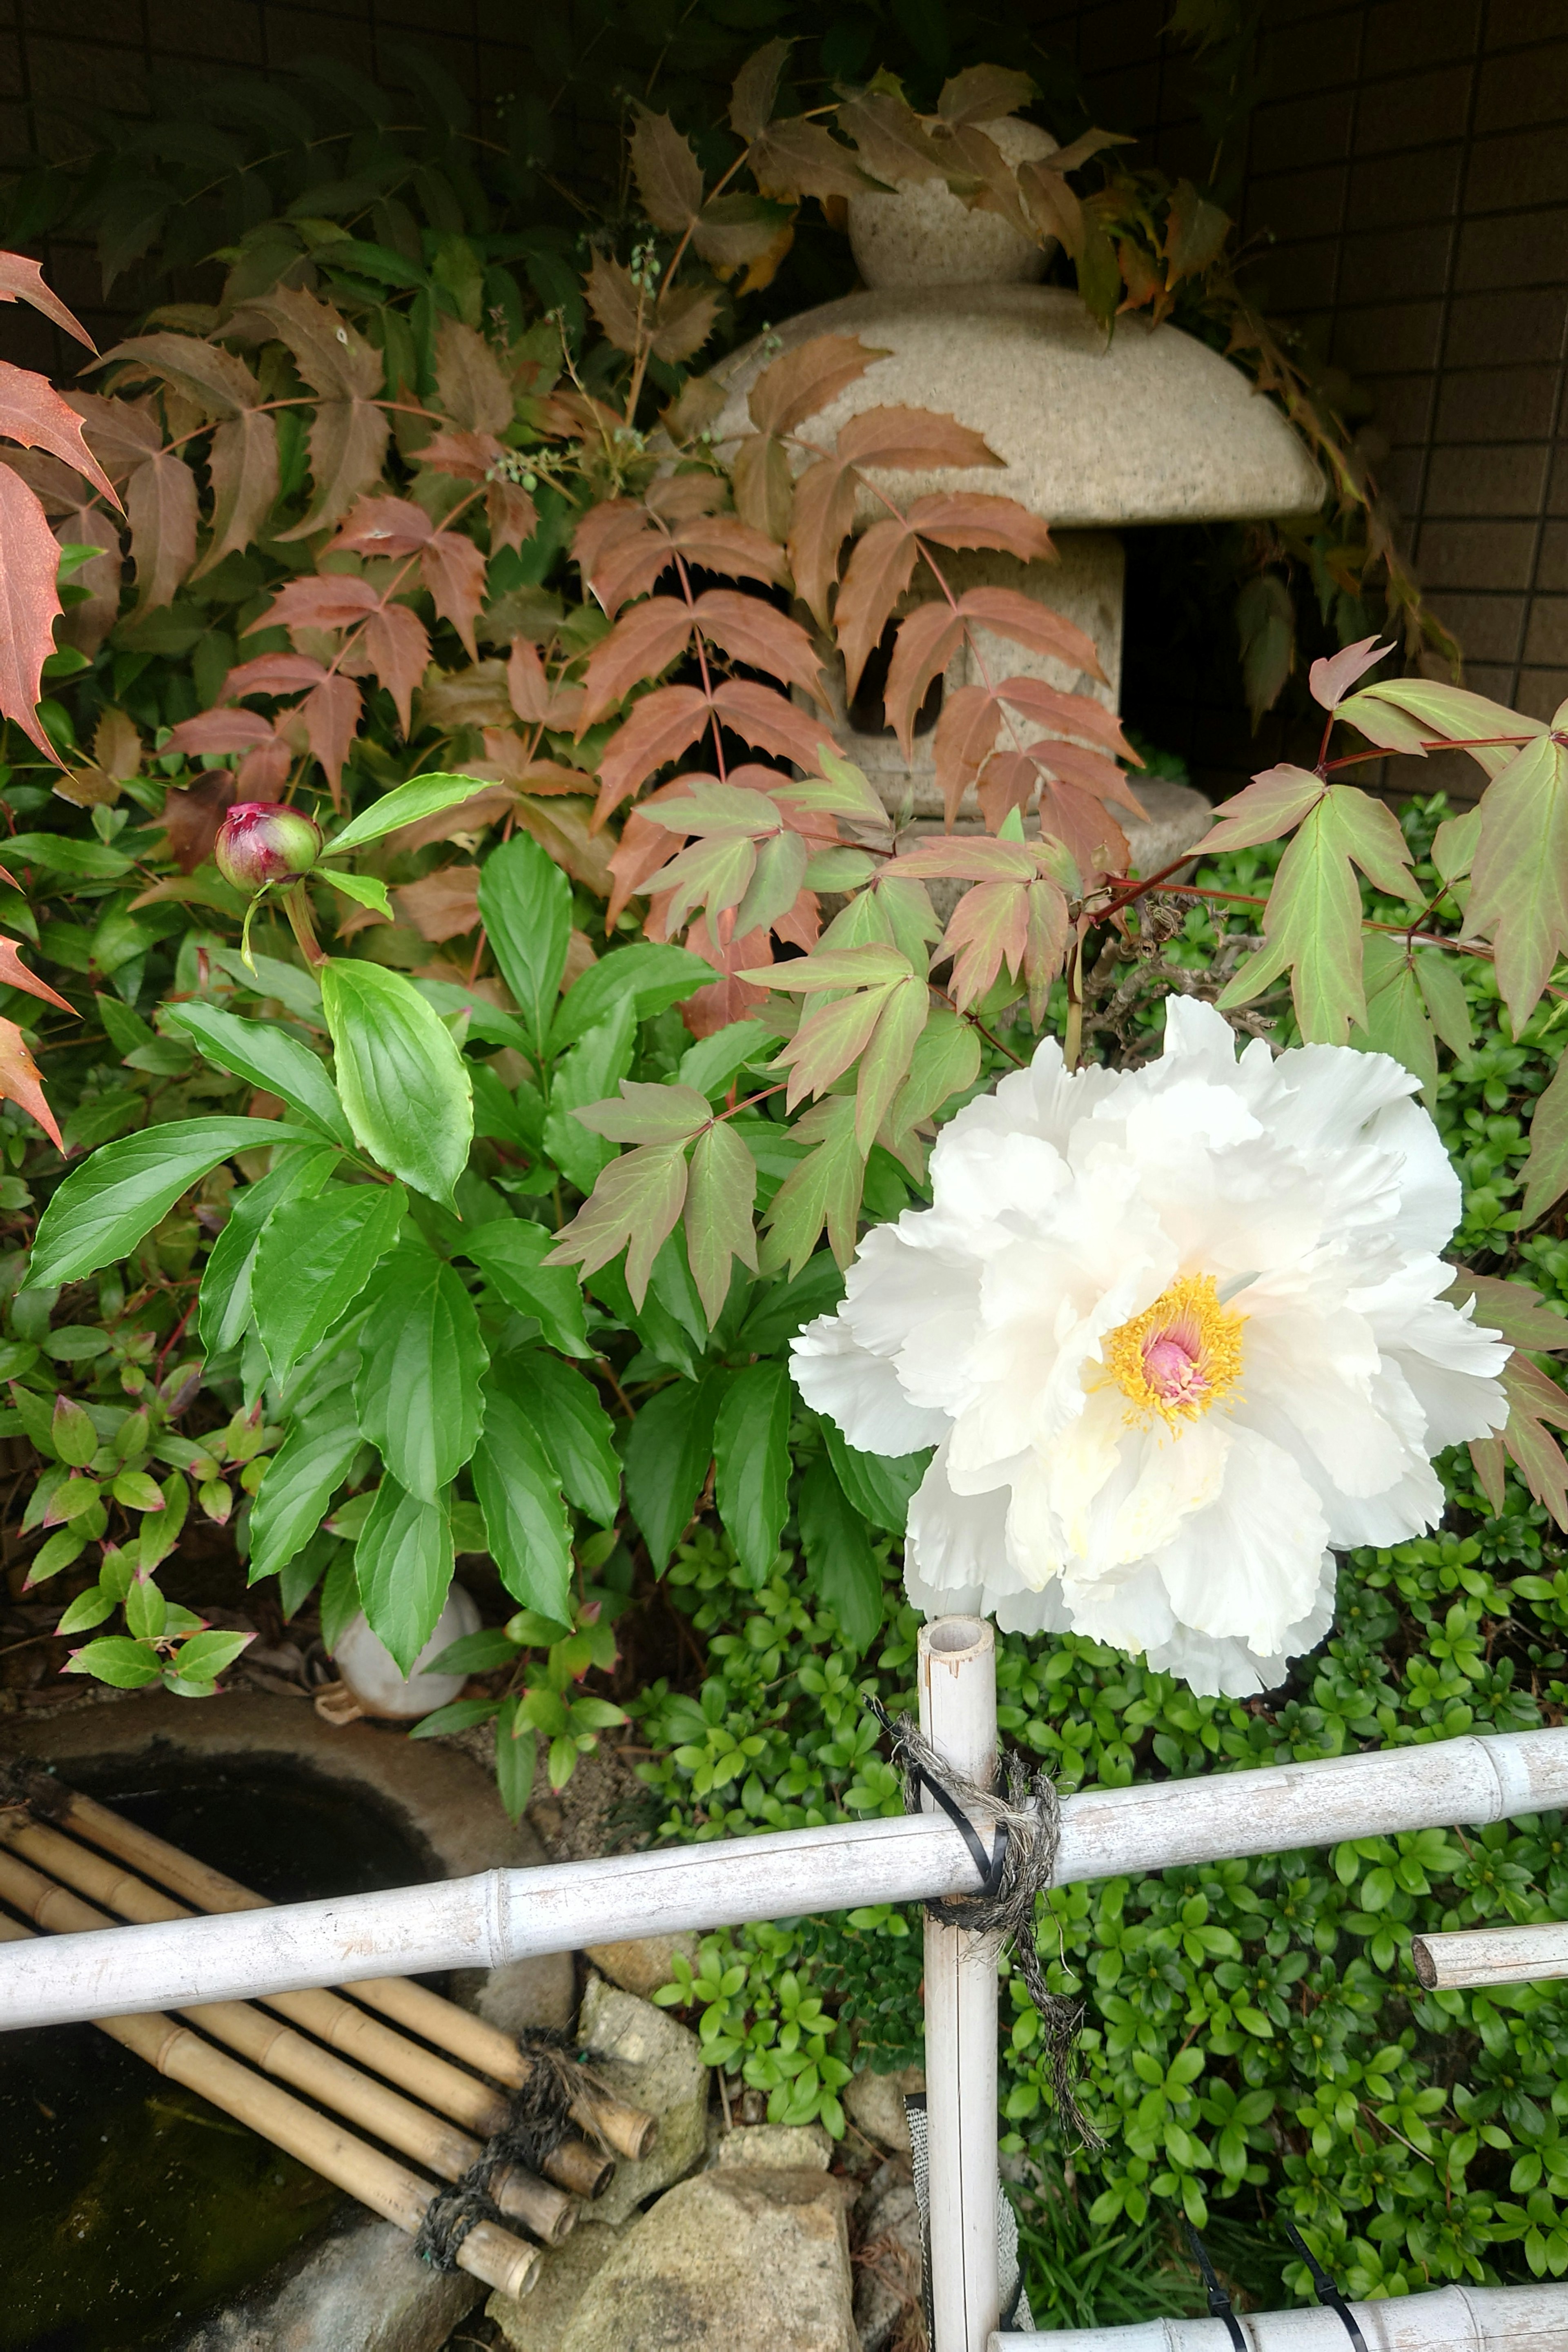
[330,1582,482,1721]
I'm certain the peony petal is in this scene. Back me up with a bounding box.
[1154,1425,1328,1654]
[790,1312,949,1455]
[905,1437,1012,1596]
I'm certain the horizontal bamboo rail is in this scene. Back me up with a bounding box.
[994,2278,1568,2346]
[0,1839,577,2243]
[1412,1921,1568,1991]
[0,1905,539,2301]
[4,1729,1565,2031]
[49,1786,656,2160]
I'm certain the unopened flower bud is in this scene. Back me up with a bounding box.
[214,802,322,895]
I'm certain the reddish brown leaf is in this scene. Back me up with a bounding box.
[710,679,835,771]
[53,505,121,659]
[576,504,671,615]
[933,681,1002,824]
[748,334,890,439]
[608,790,693,922]
[361,603,431,736]
[944,878,1028,1009]
[330,495,433,559]
[997,676,1133,760]
[581,597,696,727]
[692,195,796,288]
[585,256,644,358]
[124,451,197,619]
[301,675,361,798]
[787,454,858,628]
[1020,165,1085,256]
[278,399,392,541]
[488,478,537,555]
[224,287,383,402]
[681,916,774,1036]
[225,650,329,698]
[593,684,711,824]
[388,784,518,855]
[513,797,614,896]
[907,492,1055,560]
[837,91,948,183]
[0,365,118,507]
[672,514,789,588]
[236,736,292,797]
[953,584,1105,680]
[165,710,276,757]
[941,126,1035,240]
[630,107,704,232]
[419,532,487,660]
[835,515,920,700]
[508,639,552,724]
[155,771,239,873]
[194,410,279,579]
[265,575,381,635]
[975,750,1037,833]
[885,604,964,757]
[937,63,1037,124]
[0,937,71,1012]
[894,836,1036,884]
[1038,776,1128,883]
[731,433,794,543]
[650,284,721,366]
[434,317,512,435]
[94,332,262,421]
[1032,737,1145,814]
[420,427,503,483]
[0,1016,60,1149]
[650,476,730,523]
[730,38,789,140]
[837,408,1003,472]
[751,120,878,203]
[66,392,160,486]
[396,866,482,943]
[0,468,64,760]
[0,252,95,350]
[1,446,104,511]
[695,588,826,706]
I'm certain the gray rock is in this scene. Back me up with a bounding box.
[583,1931,697,2002]
[576,1976,710,2226]
[710,2123,832,2172]
[180,2214,477,2352]
[844,2067,924,2158]
[1121,779,1212,879]
[558,2169,858,2352]
[486,2222,630,2352]
[853,2165,923,2352]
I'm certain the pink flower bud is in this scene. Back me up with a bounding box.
[214,802,322,895]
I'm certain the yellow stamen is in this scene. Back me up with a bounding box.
[1101,1273,1246,1428]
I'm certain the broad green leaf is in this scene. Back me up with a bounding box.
[550,942,714,1050]
[624,1372,723,1572]
[494,1693,538,1822]
[714,1360,790,1580]
[318,868,393,919]
[1198,764,1325,856]
[424,1628,519,1675]
[737,1254,845,1351]
[676,1018,784,1101]
[31,1118,316,1288]
[167,1628,254,1684]
[165,1002,355,1146]
[414,978,532,1054]
[139,1471,189,1572]
[198,1145,339,1357]
[1468,733,1568,1029]
[409,1696,503,1740]
[886,1008,982,1145]
[548,1139,690,1305]
[574,1080,712,1147]
[472,1381,573,1620]
[544,998,638,1192]
[822,1418,931,1535]
[684,1120,757,1325]
[1414,947,1473,1059]
[355,1238,488,1501]
[759,1097,866,1274]
[54,1584,116,1635]
[478,831,571,1047]
[497,1347,620,1524]
[211,949,324,1021]
[325,771,492,855]
[1524,1053,1568,1226]
[319,1549,360,1653]
[63,1635,163,1688]
[796,1452,884,1653]
[4,833,132,879]
[354,1478,454,1675]
[253,1181,406,1382]
[321,958,473,1205]
[248,1373,362,1590]
[1350,934,1437,1100]
[461,1219,591,1355]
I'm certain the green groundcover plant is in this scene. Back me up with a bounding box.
[0,42,1566,2322]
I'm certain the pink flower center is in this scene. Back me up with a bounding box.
[1142,1330,1206,1404]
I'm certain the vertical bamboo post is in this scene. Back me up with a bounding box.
[919,1615,999,2352]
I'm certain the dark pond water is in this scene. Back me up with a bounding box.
[0,1755,436,2352]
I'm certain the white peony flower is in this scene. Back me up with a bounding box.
[791,998,1510,1697]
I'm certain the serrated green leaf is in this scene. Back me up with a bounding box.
[325,771,492,856]
[676,1018,785,1101]
[478,830,571,1047]
[1524,1053,1568,1226]
[1414,947,1474,1059]
[624,1372,724,1571]
[472,1382,572,1620]
[460,1219,591,1355]
[1221,787,1417,1045]
[1198,764,1325,856]
[548,1138,690,1306]
[354,1479,454,1674]
[714,1360,789,1580]
[684,1120,758,1326]
[253,1181,406,1383]
[497,1347,620,1525]
[163,1003,354,1147]
[354,1238,488,1501]
[759,1096,865,1274]
[1468,733,1568,1029]
[573,1080,712,1147]
[30,1118,316,1288]
[1350,934,1437,1099]
[320,959,473,1205]
[796,1452,884,1653]
[247,1373,361,1585]
[855,972,929,1150]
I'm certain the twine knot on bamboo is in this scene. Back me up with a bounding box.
[415,2029,616,2271]
[868,1697,1101,2152]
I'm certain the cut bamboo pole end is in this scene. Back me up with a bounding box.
[1411,1922,1568,1991]
[0,1907,540,2302]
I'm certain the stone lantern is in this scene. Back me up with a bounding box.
[706,135,1324,868]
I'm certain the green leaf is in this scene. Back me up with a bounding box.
[821,1419,931,1535]
[676,1018,784,1101]
[317,869,393,919]
[425,1628,518,1675]
[796,1452,885,1653]
[478,831,571,1047]
[472,1381,573,1620]
[355,1238,488,1501]
[624,1373,722,1571]
[52,1395,97,1468]
[253,1181,407,1383]
[30,1118,316,1288]
[460,1218,591,1356]
[1414,946,1473,1059]
[325,771,492,856]
[759,1097,866,1274]
[64,1635,163,1688]
[212,949,324,1022]
[494,1693,538,1822]
[1199,763,1325,855]
[544,998,638,1192]
[409,1695,503,1739]
[573,1080,712,1147]
[197,1145,339,1357]
[886,1008,982,1146]
[163,1003,355,1147]
[497,1347,620,1525]
[550,942,714,1050]
[28,1527,87,1581]
[1350,933,1438,1100]
[4,833,132,879]
[854,973,929,1150]
[548,1138,690,1306]
[247,1373,362,1585]
[55,1584,116,1635]
[1524,1052,1568,1226]
[321,958,473,1205]
[714,1361,790,1581]
[354,1478,454,1674]
[1468,733,1568,1029]
[167,1628,254,1684]
[139,1471,189,1572]
[737,1254,845,1352]
[124,1572,167,1641]
[319,1548,360,1653]
[684,1120,757,1325]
